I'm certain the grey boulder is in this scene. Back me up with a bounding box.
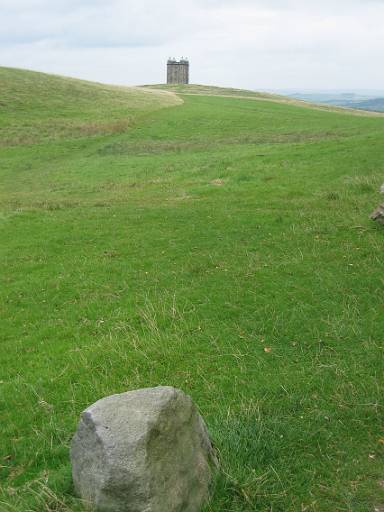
[370,204,384,224]
[71,386,217,512]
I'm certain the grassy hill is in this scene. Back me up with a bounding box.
[145,83,282,99]
[145,83,384,116]
[0,67,181,146]
[1,68,384,511]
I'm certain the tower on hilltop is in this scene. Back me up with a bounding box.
[167,58,189,84]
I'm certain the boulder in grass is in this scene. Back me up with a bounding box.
[370,204,384,224]
[71,386,217,512]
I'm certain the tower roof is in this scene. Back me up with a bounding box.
[167,58,189,64]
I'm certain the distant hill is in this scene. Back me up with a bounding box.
[284,91,384,113]
[351,98,384,112]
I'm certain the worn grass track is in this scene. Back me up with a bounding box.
[0,68,384,511]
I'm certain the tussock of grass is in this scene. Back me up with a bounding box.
[1,69,384,511]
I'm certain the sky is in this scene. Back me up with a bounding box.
[1,0,384,90]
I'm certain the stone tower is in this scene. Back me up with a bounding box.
[167,58,189,84]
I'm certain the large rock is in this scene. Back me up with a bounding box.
[370,204,384,224]
[71,386,217,512]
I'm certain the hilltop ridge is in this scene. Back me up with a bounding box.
[144,83,384,117]
[1,66,381,148]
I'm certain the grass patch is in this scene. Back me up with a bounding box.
[1,68,384,511]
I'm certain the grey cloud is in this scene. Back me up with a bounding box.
[0,1,206,48]
[0,0,383,89]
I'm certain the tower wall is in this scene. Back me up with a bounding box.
[167,59,189,84]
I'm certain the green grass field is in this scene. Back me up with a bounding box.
[1,67,383,512]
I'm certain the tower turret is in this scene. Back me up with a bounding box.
[167,58,189,84]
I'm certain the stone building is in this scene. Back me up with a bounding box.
[167,58,189,84]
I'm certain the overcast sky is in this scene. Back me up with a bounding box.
[1,0,384,90]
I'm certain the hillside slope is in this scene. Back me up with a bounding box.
[0,67,181,146]
[146,83,384,117]
[1,70,384,512]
